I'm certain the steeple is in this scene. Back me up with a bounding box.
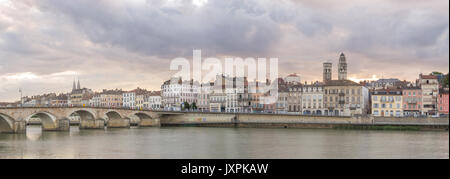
[72,80,76,91]
[338,52,347,80]
[77,79,81,90]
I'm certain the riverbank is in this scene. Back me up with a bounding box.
[25,113,449,131]
[161,123,448,131]
[159,113,449,131]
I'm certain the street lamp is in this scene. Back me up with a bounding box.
[19,88,23,107]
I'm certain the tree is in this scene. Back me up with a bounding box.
[430,71,443,76]
[191,102,198,110]
[442,73,449,88]
[182,102,190,110]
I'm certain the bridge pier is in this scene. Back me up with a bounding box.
[138,118,160,127]
[107,118,130,128]
[12,121,26,134]
[79,119,105,130]
[42,118,70,131]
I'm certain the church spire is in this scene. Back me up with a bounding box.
[77,79,81,90]
[72,79,76,91]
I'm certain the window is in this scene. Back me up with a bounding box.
[374,110,379,115]
[373,103,379,108]
[396,111,401,116]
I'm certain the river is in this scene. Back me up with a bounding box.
[0,126,448,159]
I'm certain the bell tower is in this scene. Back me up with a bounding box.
[338,53,347,80]
[323,62,332,82]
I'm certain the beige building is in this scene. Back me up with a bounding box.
[323,80,369,116]
[287,84,302,114]
[371,89,403,117]
[144,91,162,110]
[90,89,123,108]
[301,83,324,115]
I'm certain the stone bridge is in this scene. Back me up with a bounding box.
[0,107,160,133]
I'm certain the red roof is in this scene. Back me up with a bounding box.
[420,74,438,79]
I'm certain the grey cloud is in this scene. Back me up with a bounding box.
[0,0,448,101]
[33,0,283,58]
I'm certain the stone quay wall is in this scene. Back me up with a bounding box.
[160,113,449,130]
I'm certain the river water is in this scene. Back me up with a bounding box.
[0,126,448,159]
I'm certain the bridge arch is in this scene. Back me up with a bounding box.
[0,113,15,133]
[105,111,122,120]
[133,112,153,120]
[70,109,105,129]
[68,109,97,121]
[131,112,159,127]
[26,112,58,130]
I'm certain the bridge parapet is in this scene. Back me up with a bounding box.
[0,107,159,133]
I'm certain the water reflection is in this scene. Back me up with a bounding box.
[0,126,448,159]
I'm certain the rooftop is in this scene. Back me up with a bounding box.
[324,80,361,87]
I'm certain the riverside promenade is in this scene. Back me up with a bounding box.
[159,112,449,131]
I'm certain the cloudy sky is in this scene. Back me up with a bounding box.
[0,0,448,102]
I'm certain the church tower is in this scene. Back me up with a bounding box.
[72,80,76,91]
[338,53,347,80]
[323,62,332,82]
[77,79,81,90]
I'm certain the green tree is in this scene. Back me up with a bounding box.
[182,102,190,110]
[191,102,198,110]
[430,71,443,76]
[442,73,449,88]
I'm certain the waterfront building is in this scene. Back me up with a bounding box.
[438,88,449,116]
[323,80,369,116]
[51,94,69,107]
[418,74,439,115]
[81,93,93,107]
[23,98,37,107]
[101,90,123,107]
[161,77,200,111]
[264,78,289,114]
[275,85,289,114]
[123,88,148,109]
[287,84,302,114]
[89,93,101,107]
[402,87,422,116]
[301,82,324,115]
[371,89,403,117]
[136,93,145,109]
[209,75,227,112]
[321,53,369,116]
[142,91,161,110]
[248,81,267,113]
[225,77,249,113]
[197,82,214,111]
